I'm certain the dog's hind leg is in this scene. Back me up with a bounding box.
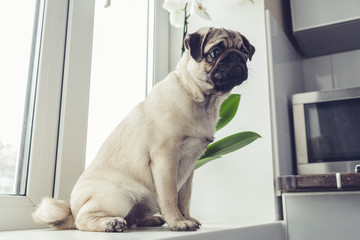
[77,214,127,232]
[74,197,133,232]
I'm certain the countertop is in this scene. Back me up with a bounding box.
[277,173,360,192]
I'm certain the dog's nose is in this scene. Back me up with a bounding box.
[229,52,242,62]
[229,66,242,79]
[218,52,242,67]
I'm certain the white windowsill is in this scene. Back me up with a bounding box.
[0,221,284,240]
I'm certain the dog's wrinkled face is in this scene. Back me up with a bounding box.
[185,27,255,92]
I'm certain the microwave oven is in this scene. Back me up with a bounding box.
[293,87,360,174]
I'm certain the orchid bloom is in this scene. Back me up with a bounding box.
[162,0,188,28]
[163,0,212,55]
[104,0,111,8]
[163,0,211,28]
[234,0,254,5]
[191,0,211,20]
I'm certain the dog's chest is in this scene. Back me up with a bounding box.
[176,135,213,190]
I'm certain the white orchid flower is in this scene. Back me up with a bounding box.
[234,0,254,5]
[163,0,189,28]
[104,0,111,8]
[190,0,211,20]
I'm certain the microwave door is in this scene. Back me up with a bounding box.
[304,98,360,164]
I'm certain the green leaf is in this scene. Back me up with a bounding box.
[216,94,241,131]
[195,156,220,169]
[196,131,261,169]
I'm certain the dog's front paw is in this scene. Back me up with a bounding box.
[168,219,200,231]
[186,216,201,227]
[105,217,127,232]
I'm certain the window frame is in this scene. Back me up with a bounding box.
[0,0,168,231]
[53,0,95,202]
[0,0,95,230]
[147,0,170,88]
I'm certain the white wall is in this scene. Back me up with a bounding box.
[265,11,305,219]
[266,11,304,178]
[168,0,276,222]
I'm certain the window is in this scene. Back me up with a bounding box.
[86,0,169,166]
[86,0,149,166]
[0,0,38,196]
[0,0,167,231]
[0,0,95,230]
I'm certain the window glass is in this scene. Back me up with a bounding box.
[86,0,148,166]
[0,0,39,195]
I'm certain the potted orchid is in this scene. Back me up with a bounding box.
[163,0,260,169]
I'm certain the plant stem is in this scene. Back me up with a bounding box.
[181,3,189,56]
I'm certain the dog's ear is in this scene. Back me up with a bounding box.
[240,34,255,61]
[184,28,211,63]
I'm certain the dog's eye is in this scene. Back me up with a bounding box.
[241,47,249,60]
[209,48,221,59]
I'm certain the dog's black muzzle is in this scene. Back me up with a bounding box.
[210,51,248,92]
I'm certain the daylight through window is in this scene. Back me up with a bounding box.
[0,0,41,195]
[86,0,149,166]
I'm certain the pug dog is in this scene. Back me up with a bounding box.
[33,27,255,232]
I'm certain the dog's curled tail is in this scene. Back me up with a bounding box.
[32,197,75,230]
